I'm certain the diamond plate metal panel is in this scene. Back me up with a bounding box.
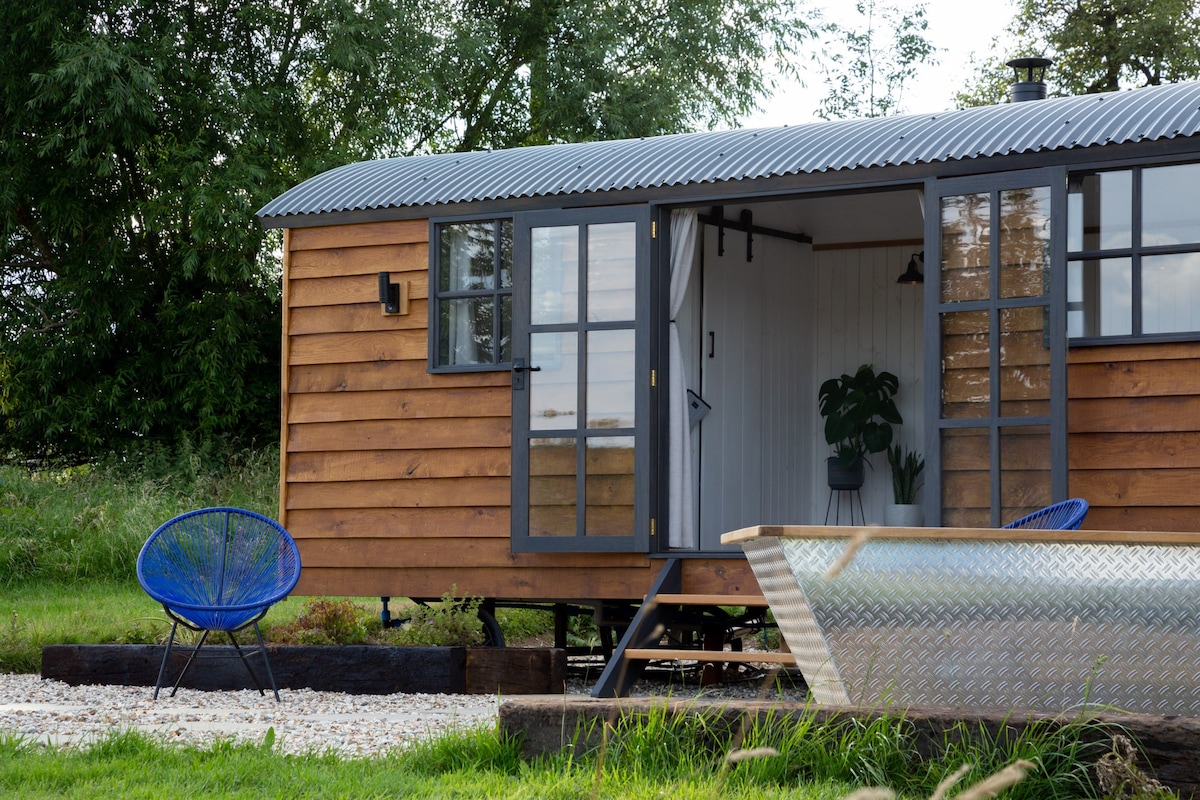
[742,534,1200,714]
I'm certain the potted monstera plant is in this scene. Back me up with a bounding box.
[818,364,902,490]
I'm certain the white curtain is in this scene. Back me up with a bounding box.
[669,210,699,547]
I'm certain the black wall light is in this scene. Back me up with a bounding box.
[378,272,407,314]
[897,251,924,285]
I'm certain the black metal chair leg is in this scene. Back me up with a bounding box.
[169,629,211,698]
[225,632,266,697]
[251,623,282,702]
[154,621,179,700]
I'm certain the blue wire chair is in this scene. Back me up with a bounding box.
[137,508,301,701]
[1001,498,1089,531]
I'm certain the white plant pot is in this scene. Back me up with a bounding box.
[884,503,924,527]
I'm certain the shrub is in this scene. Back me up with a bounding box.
[267,597,379,646]
[379,590,484,647]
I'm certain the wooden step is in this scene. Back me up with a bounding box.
[624,648,795,664]
[648,593,769,607]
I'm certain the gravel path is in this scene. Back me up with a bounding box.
[0,674,500,757]
[0,661,806,757]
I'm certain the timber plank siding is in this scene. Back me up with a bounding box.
[1069,342,1200,531]
[281,219,756,601]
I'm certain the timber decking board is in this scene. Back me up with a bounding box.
[289,220,428,251]
[289,361,511,394]
[286,448,511,483]
[288,417,511,452]
[287,475,511,510]
[288,386,512,424]
[623,648,794,664]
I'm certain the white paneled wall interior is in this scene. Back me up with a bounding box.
[810,246,926,525]
[683,235,925,549]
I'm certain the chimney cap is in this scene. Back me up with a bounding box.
[1007,57,1053,102]
[1006,57,1053,81]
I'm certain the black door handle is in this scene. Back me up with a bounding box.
[511,358,541,390]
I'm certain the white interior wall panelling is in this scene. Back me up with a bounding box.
[811,246,925,525]
[697,228,813,548]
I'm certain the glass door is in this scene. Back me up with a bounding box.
[925,170,1068,527]
[511,207,651,552]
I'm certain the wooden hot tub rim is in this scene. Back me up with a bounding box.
[721,524,1200,547]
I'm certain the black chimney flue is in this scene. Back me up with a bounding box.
[1007,57,1053,102]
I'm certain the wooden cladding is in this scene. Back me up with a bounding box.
[1069,341,1200,530]
[280,218,701,601]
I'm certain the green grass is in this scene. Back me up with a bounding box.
[0,703,1147,799]
[0,443,279,587]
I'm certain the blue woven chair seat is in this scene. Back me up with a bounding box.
[137,507,301,701]
[1001,498,1089,531]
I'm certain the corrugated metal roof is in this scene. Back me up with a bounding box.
[258,81,1200,223]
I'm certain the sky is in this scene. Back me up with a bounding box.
[743,0,1018,128]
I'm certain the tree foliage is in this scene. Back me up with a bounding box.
[1,0,813,460]
[956,0,1200,107]
[815,0,937,119]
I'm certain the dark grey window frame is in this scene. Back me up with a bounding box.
[510,205,653,554]
[1068,160,1200,347]
[428,215,514,373]
[923,168,1069,528]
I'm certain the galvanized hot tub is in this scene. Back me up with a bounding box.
[722,525,1200,715]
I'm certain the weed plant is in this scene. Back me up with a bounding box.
[377,590,485,647]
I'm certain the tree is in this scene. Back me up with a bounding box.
[956,0,1200,107]
[815,0,937,120]
[1,0,814,460]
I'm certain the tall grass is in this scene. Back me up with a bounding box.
[0,707,1149,798]
[0,442,279,586]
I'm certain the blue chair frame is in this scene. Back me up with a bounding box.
[137,508,301,701]
[1001,498,1089,531]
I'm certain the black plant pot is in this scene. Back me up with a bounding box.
[827,456,865,490]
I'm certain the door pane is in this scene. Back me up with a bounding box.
[940,193,991,303]
[529,437,576,537]
[999,306,1050,416]
[999,186,1050,299]
[587,222,637,322]
[530,332,577,430]
[586,436,635,536]
[586,329,636,429]
[941,310,989,419]
[941,428,989,528]
[1000,426,1051,524]
[531,226,578,325]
